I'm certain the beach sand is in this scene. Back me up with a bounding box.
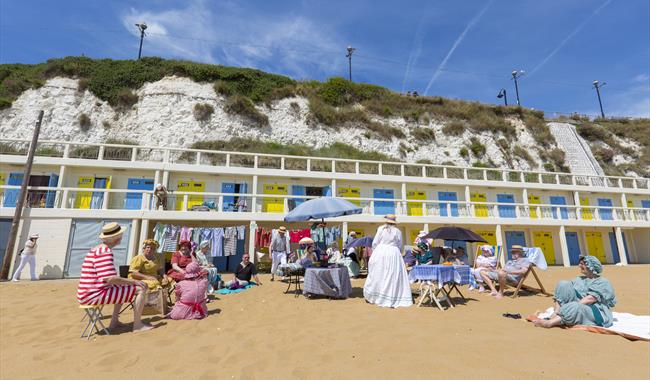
[1,265,649,380]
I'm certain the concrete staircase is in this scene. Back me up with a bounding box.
[548,122,605,176]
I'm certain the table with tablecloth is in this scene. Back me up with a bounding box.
[303,267,352,299]
[408,264,475,309]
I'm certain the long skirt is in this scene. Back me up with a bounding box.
[363,244,413,308]
[555,280,613,327]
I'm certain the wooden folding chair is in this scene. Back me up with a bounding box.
[80,305,109,340]
[507,264,551,298]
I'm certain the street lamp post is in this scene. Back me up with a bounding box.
[135,22,147,60]
[593,80,607,118]
[511,70,524,106]
[497,88,508,106]
[346,46,356,82]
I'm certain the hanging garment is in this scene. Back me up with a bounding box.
[180,226,193,242]
[192,227,203,244]
[236,225,246,240]
[162,225,181,252]
[153,223,166,253]
[223,227,238,256]
[289,229,311,243]
[211,228,225,257]
[255,228,271,249]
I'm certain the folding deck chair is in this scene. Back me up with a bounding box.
[503,247,551,298]
[80,305,109,340]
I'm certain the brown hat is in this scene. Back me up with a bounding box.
[384,214,397,224]
[99,222,124,239]
[278,226,287,233]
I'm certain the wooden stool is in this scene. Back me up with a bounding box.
[80,305,109,340]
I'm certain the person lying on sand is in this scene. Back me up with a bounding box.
[480,245,530,299]
[532,255,616,328]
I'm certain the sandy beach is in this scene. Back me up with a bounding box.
[1,265,649,380]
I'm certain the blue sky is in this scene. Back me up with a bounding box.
[1,0,649,117]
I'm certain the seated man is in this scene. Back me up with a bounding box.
[451,247,469,265]
[224,254,262,288]
[480,245,530,299]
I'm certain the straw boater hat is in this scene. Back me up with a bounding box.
[511,245,523,252]
[99,222,124,239]
[299,237,314,245]
[384,214,397,224]
[278,226,287,233]
[184,262,202,279]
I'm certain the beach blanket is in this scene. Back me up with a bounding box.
[527,307,650,341]
[215,282,257,295]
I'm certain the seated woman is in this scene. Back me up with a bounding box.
[128,239,168,290]
[327,242,342,264]
[77,222,152,333]
[339,246,361,278]
[166,240,195,283]
[166,263,208,320]
[470,245,497,292]
[533,255,616,328]
[413,243,434,265]
[195,240,220,293]
[281,242,317,274]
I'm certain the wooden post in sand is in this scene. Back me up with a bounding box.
[1,111,43,280]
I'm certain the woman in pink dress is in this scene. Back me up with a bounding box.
[166,240,195,283]
[167,262,208,320]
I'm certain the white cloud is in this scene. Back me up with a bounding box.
[633,73,650,83]
[120,1,345,79]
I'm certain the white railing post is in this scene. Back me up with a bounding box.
[183,194,188,211]
[463,168,468,180]
[493,204,499,217]
[447,203,452,217]
[571,175,576,185]
[483,170,488,181]
[422,202,427,216]
[61,190,69,209]
[355,162,360,174]
[284,198,289,213]
[594,208,600,220]
[538,173,543,183]
[142,193,149,210]
[502,171,508,182]
[280,157,285,170]
[443,167,448,179]
[400,164,405,176]
[633,180,638,189]
[63,144,70,158]
[131,147,138,162]
[98,146,105,160]
[254,156,259,168]
[218,195,224,212]
[164,149,170,163]
[195,152,201,165]
[422,165,426,178]
[618,178,623,188]
[225,153,230,167]
[555,174,560,184]
[515,205,521,218]
[306,159,311,172]
[378,163,383,175]
[332,160,336,173]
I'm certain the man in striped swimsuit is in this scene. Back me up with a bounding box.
[77,222,153,333]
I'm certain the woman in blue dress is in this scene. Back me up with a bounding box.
[534,255,616,328]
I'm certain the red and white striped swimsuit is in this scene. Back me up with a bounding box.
[77,244,136,305]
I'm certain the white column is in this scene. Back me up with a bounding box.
[464,185,471,203]
[521,188,528,217]
[249,221,257,263]
[342,222,348,243]
[139,219,150,250]
[162,170,169,188]
[573,191,581,220]
[614,227,628,265]
[128,219,140,262]
[331,179,337,196]
[251,175,258,212]
[154,170,161,185]
[558,225,571,267]
[401,182,407,216]
[620,193,628,208]
[55,165,66,207]
[423,223,429,232]
[495,224,505,267]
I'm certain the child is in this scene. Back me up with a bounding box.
[166,263,208,320]
[470,245,497,292]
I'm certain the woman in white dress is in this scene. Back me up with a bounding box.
[363,215,413,308]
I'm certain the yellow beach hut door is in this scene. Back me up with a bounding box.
[407,190,426,216]
[533,232,556,265]
[338,187,361,206]
[585,232,606,263]
[528,194,541,218]
[263,184,287,213]
[580,197,593,220]
[74,176,95,209]
[476,231,497,246]
[175,181,205,210]
[471,192,488,217]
